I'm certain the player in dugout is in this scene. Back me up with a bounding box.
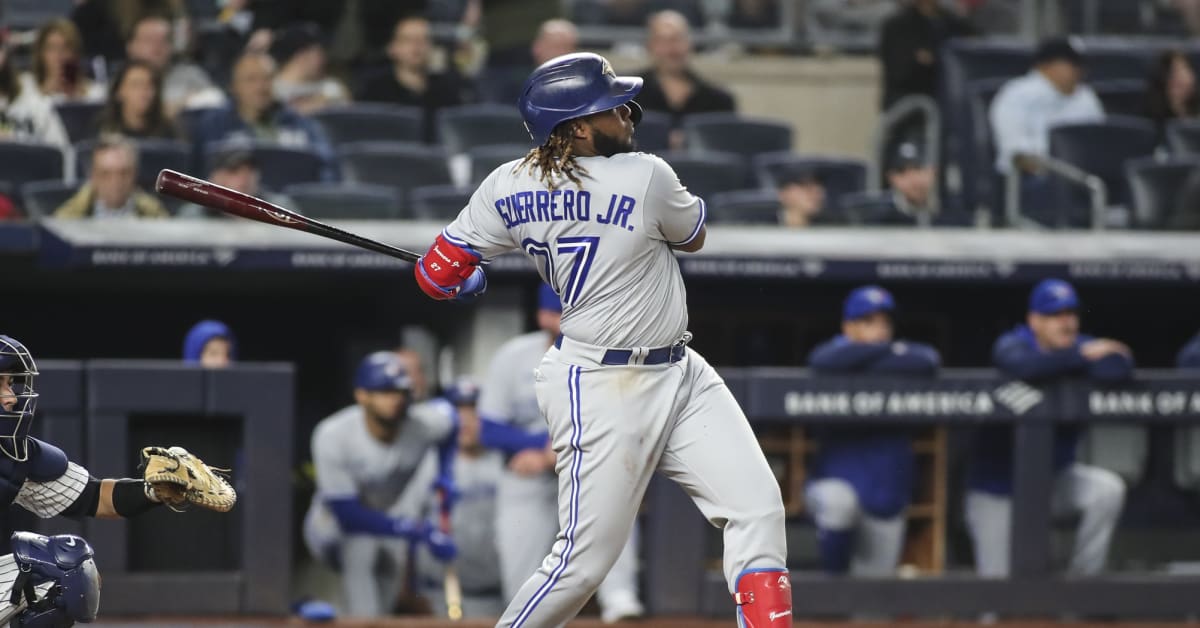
[966,279,1129,578]
[805,285,940,576]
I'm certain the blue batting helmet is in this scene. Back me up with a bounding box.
[518,52,644,146]
[443,377,480,407]
[353,352,411,392]
[0,335,37,462]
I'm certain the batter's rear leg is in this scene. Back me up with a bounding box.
[656,351,791,627]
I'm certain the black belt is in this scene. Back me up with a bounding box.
[553,335,687,365]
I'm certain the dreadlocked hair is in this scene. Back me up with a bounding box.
[517,123,589,190]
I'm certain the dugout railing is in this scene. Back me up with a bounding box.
[643,369,1200,618]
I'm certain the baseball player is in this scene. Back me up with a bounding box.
[805,286,940,576]
[0,335,234,626]
[480,284,644,623]
[303,351,458,617]
[967,279,1129,577]
[416,377,506,618]
[411,52,790,627]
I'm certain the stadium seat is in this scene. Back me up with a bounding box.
[1093,79,1149,117]
[635,111,672,153]
[77,139,191,193]
[20,180,78,219]
[707,190,780,225]
[963,77,1010,215]
[204,142,325,191]
[1082,47,1155,82]
[55,102,103,144]
[1048,116,1158,224]
[682,113,793,158]
[754,153,868,211]
[659,151,749,199]
[437,104,531,154]
[1125,157,1200,230]
[467,144,529,185]
[313,104,423,147]
[5,0,73,30]
[0,142,64,192]
[284,182,404,220]
[1167,119,1200,155]
[410,184,474,220]
[340,141,453,204]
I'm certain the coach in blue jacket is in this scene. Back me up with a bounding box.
[805,285,940,575]
[966,278,1128,577]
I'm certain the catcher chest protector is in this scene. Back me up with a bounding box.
[518,52,644,145]
[735,568,793,628]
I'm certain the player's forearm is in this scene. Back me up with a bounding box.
[95,478,160,519]
[480,418,549,454]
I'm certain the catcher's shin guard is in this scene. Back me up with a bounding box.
[734,568,793,627]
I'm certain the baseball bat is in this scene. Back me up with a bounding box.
[154,169,421,263]
[438,487,463,621]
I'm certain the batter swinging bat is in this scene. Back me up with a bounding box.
[437,487,463,620]
[154,169,421,262]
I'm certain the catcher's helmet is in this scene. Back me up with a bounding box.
[0,335,37,461]
[518,52,644,145]
[353,352,411,392]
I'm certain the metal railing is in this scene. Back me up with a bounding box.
[869,94,941,215]
[1004,152,1108,230]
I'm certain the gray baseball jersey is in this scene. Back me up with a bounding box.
[442,151,787,628]
[415,448,504,593]
[445,153,700,348]
[478,330,549,431]
[304,400,454,553]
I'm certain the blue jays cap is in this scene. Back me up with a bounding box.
[843,285,895,321]
[353,351,411,392]
[1029,278,1079,314]
[538,283,562,313]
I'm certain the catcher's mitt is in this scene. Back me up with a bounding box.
[141,446,237,513]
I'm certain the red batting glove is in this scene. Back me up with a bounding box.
[414,233,483,300]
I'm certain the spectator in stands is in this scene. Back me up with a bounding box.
[806,285,940,576]
[72,0,188,64]
[1146,50,1198,136]
[989,37,1103,216]
[53,136,169,219]
[966,278,1129,578]
[636,10,736,148]
[23,19,106,105]
[183,319,237,368]
[94,61,183,140]
[177,148,291,218]
[271,23,350,116]
[777,166,831,228]
[879,0,976,110]
[125,14,224,114]
[860,141,938,225]
[0,32,70,150]
[358,15,474,143]
[480,19,578,106]
[193,52,335,179]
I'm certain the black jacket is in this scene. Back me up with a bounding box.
[879,6,976,109]
[635,68,736,127]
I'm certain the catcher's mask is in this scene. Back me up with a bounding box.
[0,335,37,462]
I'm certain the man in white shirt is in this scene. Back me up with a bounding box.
[989,37,1104,220]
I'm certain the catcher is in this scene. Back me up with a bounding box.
[0,334,236,627]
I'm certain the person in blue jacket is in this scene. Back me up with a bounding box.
[804,285,940,575]
[966,278,1129,577]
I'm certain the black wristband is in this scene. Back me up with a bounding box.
[111,479,160,517]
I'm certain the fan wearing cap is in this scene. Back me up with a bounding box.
[805,286,940,575]
[303,351,459,617]
[176,148,294,219]
[966,279,1130,578]
[989,37,1104,218]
